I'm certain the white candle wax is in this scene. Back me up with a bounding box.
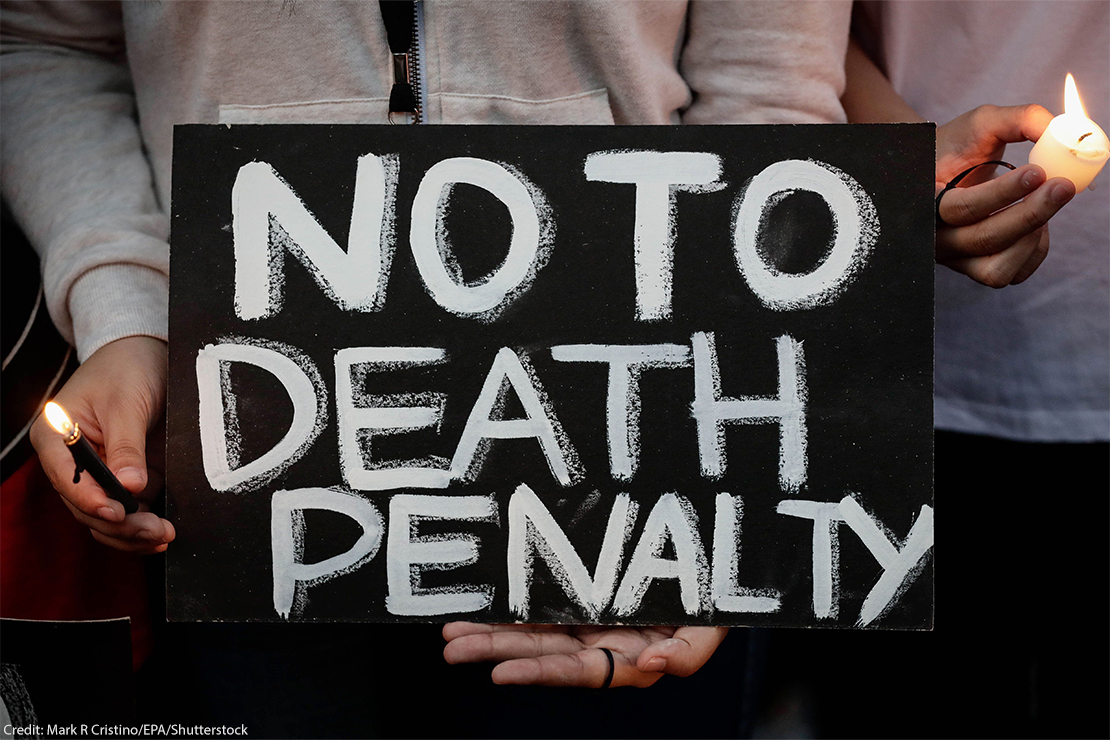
[1029,74,1109,191]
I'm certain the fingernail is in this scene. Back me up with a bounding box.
[644,657,666,672]
[116,467,145,488]
[1021,169,1043,189]
[97,506,121,521]
[1050,182,1074,204]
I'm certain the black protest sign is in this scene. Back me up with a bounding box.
[167,124,934,628]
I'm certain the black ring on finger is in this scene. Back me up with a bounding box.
[936,160,1016,227]
[598,647,615,690]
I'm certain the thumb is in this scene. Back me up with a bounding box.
[938,104,1056,186]
[977,103,1054,145]
[103,406,150,494]
[637,626,729,678]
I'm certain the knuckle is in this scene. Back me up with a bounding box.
[977,264,1012,289]
[57,486,101,518]
[969,104,996,127]
[568,651,588,675]
[1036,236,1050,259]
[1017,240,1050,284]
[122,399,155,429]
[1020,206,1047,233]
[108,384,160,428]
[969,225,998,256]
[953,197,979,225]
[1024,103,1051,121]
[109,440,145,462]
[525,632,545,656]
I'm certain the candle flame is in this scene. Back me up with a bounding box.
[1064,73,1088,119]
[44,401,74,436]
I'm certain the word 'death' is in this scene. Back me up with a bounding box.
[167,124,935,629]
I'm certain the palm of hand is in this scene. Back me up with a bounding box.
[443,621,727,688]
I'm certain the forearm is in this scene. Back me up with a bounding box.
[839,25,1066,288]
[1,2,168,361]
[681,0,853,124]
[841,36,924,124]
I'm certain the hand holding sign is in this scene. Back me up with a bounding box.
[443,622,728,688]
[30,336,174,553]
[933,104,1076,287]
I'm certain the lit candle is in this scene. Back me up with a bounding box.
[43,401,139,514]
[1029,74,1109,191]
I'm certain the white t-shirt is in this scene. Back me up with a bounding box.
[858,0,1110,442]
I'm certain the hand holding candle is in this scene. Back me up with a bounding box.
[44,401,140,514]
[931,103,1073,287]
[29,336,174,553]
[1029,74,1109,191]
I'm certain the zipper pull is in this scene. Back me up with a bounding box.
[390,52,417,116]
[380,0,418,123]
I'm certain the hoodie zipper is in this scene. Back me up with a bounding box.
[381,0,425,124]
[409,0,428,124]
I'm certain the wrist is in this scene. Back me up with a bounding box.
[69,264,168,362]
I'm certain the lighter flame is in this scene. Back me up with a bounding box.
[1064,73,1088,120]
[44,401,74,436]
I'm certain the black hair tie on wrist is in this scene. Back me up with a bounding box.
[598,647,615,690]
[935,160,1017,226]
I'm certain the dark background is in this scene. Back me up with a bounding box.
[0,618,134,727]
[167,124,934,627]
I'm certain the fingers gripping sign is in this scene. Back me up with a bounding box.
[442,622,729,688]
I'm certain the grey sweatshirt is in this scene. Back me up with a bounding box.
[1,0,851,361]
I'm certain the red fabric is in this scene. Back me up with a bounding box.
[1,455,152,670]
